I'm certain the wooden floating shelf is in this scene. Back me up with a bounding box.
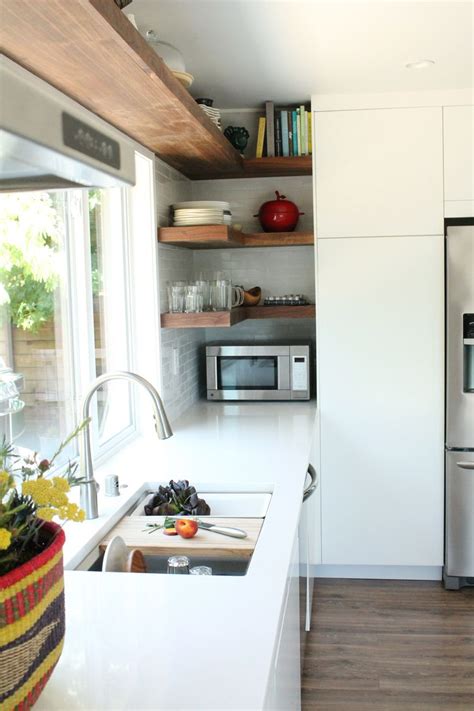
[244,305,315,320]
[158,225,314,249]
[240,156,312,179]
[161,305,315,329]
[0,2,313,181]
[0,0,242,180]
[161,309,247,329]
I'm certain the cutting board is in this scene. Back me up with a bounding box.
[100,517,264,559]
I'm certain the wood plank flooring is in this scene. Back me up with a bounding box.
[302,579,474,710]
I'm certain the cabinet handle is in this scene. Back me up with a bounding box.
[456,461,474,470]
[303,463,319,502]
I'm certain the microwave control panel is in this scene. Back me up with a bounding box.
[290,346,310,399]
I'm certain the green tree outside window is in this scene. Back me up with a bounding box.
[0,191,101,333]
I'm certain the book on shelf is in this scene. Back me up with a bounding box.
[275,111,282,156]
[256,117,266,158]
[292,110,298,156]
[288,112,294,156]
[255,101,312,159]
[265,101,275,157]
[281,111,289,157]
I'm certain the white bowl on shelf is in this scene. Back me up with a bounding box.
[172,201,231,210]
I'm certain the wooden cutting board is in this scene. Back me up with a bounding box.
[100,517,263,559]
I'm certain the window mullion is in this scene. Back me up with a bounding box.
[66,190,98,436]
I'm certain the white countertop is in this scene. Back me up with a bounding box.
[36,401,317,711]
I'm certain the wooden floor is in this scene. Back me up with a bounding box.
[301,579,474,710]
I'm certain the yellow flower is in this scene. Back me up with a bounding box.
[0,527,12,550]
[52,477,70,493]
[58,503,85,522]
[22,479,53,506]
[47,489,69,507]
[36,507,56,521]
[0,469,13,494]
[0,470,11,485]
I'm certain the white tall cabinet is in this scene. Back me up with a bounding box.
[314,105,445,575]
[317,236,444,566]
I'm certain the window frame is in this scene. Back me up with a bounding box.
[2,146,160,473]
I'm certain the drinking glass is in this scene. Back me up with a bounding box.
[194,279,211,311]
[210,280,244,311]
[189,566,213,576]
[184,284,203,313]
[167,282,186,313]
[210,278,229,311]
[167,555,190,574]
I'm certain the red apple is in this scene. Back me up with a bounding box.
[175,518,198,539]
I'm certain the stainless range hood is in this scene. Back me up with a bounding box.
[0,56,136,192]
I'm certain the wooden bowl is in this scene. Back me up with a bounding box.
[243,287,262,306]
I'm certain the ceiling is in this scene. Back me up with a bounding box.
[129,0,474,107]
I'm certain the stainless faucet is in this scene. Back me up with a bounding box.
[79,371,173,519]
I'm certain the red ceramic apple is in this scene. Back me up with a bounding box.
[255,191,304,232]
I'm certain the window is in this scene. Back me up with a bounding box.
[0,191,75,463]
[0,151,155,466]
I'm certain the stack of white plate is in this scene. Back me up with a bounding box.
[171,201,232,226]
[198,105,222,130]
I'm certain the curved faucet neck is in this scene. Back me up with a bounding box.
[80,371,173,519]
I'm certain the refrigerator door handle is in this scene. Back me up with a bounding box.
[456,461,474,470]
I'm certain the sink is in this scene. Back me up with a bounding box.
[129,491,271,518]
[73,488,270,576]
[86,552,249,576]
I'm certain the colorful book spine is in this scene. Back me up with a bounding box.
[292,110,299,156]
[256,116,266,158]
[300,104,306,156]
[307,111,312,155]
[296,108,302,156]
[288,113,294,156]
[281,110,289,157]
[265,101,275,157]
[275,111,282,156]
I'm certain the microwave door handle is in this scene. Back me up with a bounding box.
[207,356,218,390]
[456,461,474,470]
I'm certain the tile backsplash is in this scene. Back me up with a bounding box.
[155,159,205,421]
[193,245,314,302]
[155,159,315,421]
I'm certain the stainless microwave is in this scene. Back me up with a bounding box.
[206,345,310,401]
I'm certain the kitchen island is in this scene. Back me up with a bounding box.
[36,401,318,711]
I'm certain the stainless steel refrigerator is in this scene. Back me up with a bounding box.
[444,220,474,590]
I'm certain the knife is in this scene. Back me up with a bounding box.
[197,520,247,539]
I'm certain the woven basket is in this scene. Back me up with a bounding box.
[0,522,66,711]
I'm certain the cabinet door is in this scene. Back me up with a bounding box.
[265,532,301,710]
[443,105,474,215]
[317,236,444,566]
[314,107,443,238]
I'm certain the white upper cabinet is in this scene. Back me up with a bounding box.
[443,105,474,217]
[314,107,444,238]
